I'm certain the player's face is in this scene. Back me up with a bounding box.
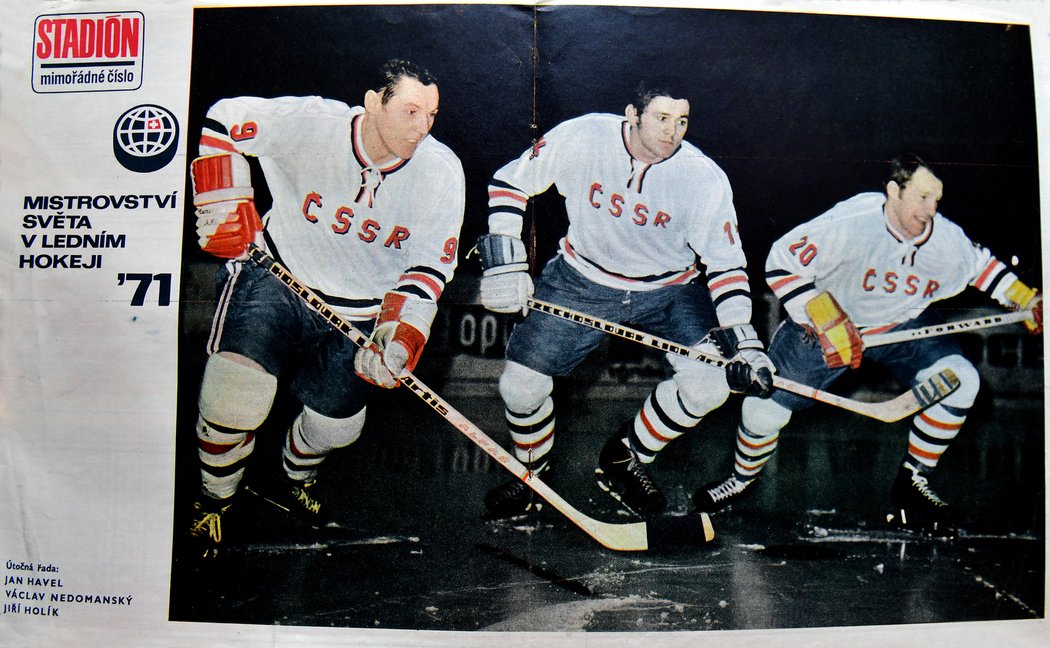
[627,96,690,164]
[886,167,943,238]
[365,77,440,162]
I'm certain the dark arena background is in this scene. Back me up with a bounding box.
[169,4,1044,637]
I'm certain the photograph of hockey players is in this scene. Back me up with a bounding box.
[691,154,1042,538]
[169,3,1044,633]
[476,82,774,520]
[182,57,466,556]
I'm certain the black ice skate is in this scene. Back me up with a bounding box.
[483,461,549,518]
[187,494,235,558]
[248,475,329,527]
[887,461,954,537]
[692,474,756,513]
[596,434,666,516]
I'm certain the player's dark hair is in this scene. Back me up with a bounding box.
[632,80,686,115]
[888,153,935,189]
[378,59,438,104]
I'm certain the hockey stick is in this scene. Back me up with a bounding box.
[526,298,960,423]
[862,310,1034,348]
[246,245,713,552]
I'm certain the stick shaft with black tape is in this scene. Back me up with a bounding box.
[247,245,714,552]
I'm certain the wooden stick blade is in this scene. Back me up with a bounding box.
[826,368,961,423]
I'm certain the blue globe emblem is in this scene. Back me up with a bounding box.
[113,104,179,173]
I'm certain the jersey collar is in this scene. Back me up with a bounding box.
[350,113,408,175]
[883,203,934,248]
[620,120,680,193]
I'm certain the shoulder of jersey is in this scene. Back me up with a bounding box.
[672,139,730,183]
[223,95,355,118]
[415,133,465,178]
[817,191,886,225]
[546,112,623,136]
[931,211,968,240]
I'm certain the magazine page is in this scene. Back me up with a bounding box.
[1,1,1047,647]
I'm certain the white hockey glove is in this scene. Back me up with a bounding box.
[190,153,263,259]
[353,292,436,389]
[476,233,533,315]
[709,324,776,397]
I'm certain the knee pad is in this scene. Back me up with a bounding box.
[741,396,793,436]
[296,405,367,453]
[667,342,731,415]
[498,361,554,414]
[198,353,277,430]
[916,354,980,409]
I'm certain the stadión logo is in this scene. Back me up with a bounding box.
[32,11,144,93]
[113,104,179,173]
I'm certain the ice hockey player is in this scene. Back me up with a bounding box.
[694,154,1042,536]
[476,81,774,518]
[185,59,465,554]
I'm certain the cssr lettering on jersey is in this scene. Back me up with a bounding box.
[302,192,412,248]
[862,268,941,298]
[588,182,671,228]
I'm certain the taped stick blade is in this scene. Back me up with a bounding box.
[645,513,716,551]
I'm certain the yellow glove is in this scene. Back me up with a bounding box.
[805,292,863,369]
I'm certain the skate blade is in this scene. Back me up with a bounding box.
[886,510,956,539]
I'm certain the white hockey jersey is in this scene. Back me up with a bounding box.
[766,192,1022,332]
[199,96,465,319]
[487,113,752,326]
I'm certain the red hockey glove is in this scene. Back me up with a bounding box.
[353,292,434,388]
[191,153,263,259]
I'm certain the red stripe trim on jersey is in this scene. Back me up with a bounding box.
[908,444,942,461]
[709,274,747,292]
[884,217,932,245]
[350,114,368,166]
[665,268,700,285]
[974,259,1003,291]
[913,219,934,247]
[199,134,236,152]
[398,272,444,298]
[379,158,407,174]
[561,239,698,286]
[489,189,528,204]
[918,412,962,431]
[630,162,652,193]
[769,274,802,292]
[348,113,407,173]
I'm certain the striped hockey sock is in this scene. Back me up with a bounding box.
[507,396,555,467]
[906,402,967,468]
[196,414,256,500]
[733,419,779,481]
[628,381,701,463]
